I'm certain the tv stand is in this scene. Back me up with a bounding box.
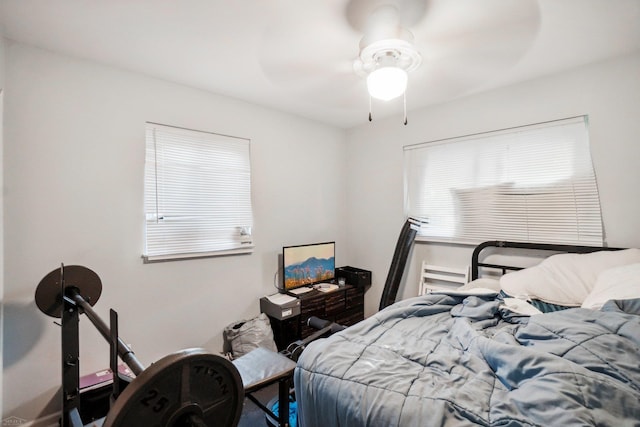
[263,285,365,351]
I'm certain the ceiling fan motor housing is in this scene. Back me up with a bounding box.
[356,5,422,77]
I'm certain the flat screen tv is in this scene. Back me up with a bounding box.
[282,241,335,292]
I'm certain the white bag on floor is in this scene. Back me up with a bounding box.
[223,313,277,359]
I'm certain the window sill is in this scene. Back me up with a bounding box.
[142,246,254,263]
[414,236,482,247]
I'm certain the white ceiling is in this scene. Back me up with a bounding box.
[1,0,639,128]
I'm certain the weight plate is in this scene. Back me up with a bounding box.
[35,265,102,318]
[104,348,244,427]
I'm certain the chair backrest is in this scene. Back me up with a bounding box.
[418,262,470,295]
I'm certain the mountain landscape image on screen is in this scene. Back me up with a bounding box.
[284,256,335,289]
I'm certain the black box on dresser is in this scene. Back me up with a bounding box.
[335,266,371,288]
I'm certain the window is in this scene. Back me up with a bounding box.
[143,122,253,262]
[404,116,603,245]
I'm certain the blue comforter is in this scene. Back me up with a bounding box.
[294,294,640,426]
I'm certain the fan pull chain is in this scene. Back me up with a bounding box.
[367,94,408,125]
[403,92,408,125]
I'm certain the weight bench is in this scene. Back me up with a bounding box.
[231,316,346,427]
[35,264,331,427]
[233,347,296,427]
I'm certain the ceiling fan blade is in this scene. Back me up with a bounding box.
[345,0,429,32]
[408,0,540,98]
[415,0,539,61]
[261,60,364,106]
[258,9,365,106]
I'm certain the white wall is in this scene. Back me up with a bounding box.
[346,52,640,315]
[2,42,347,422]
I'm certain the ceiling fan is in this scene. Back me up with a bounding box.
[352,2,423,97]
[258,0,540,123]
[352,2,424,123]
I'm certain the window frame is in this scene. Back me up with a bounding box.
[143,122,254,262]
[403,116,603,246]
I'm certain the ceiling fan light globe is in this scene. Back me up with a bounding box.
[367,66,408,101]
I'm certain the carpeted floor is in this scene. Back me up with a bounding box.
[238,383,279,427]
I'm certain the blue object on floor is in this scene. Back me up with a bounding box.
[270,397,297,427]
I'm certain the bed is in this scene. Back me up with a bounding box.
[293,241,640,426]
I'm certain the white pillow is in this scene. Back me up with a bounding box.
[582,263,640,310]
[458,278,501,292]
[499,249,640,306]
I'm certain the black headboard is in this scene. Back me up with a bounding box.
[471,241,623,280]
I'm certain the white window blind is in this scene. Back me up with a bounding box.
[143,122,254,262]
[404,116,603,245]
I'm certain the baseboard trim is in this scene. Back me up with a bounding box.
[9,412,59,427]
[18,412,106,427]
